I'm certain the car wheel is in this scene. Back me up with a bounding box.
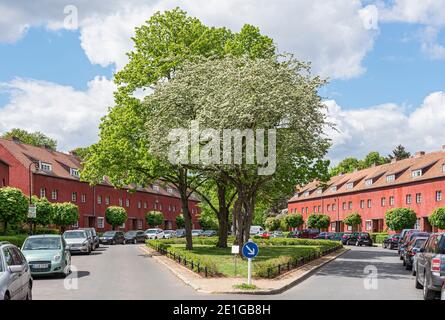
[412,267,416,276]
[423,276,436,300]
[26,282,32,300]
[405,262,411,270]
[133,239,137,244]
[415,268,423,289]
[4,292,10,300]
[112,240,116,245]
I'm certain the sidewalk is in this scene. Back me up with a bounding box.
[139,245,349,294]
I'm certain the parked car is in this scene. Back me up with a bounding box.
[398,229,419,256]
[79,228,99,249]
[77,228,95,251]
[288,229,320,239]
[342,232,373,246]
[271,231,285,238]
[63,230,92,254]
[164,230,177,239]
[175,229,186,238]
[202,230,217,237]
[259,231,271,239]
[145,228,165,240]
[191,229,203,237]
[382,234,400,249]
[22,235,71,277]
[314,232,334,240]
[250,225,265,235]
[124,230,146,244]
[99,231,125,245]
[0,241,33,300]
[402,236,428,271]
[341,233,355,245]
[329,233,345,241]
[442,278,445,300]
[415,232,445,300]
[399,231,430,259]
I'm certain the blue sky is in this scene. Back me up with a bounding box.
[0,0,445,163]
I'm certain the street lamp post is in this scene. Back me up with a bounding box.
[28,161,39,235]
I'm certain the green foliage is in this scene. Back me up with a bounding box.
[385,208,417,231]
[0,234,29,247]
[105,206,127,230]
[0,187,29,230]
[286,213,304,229]
[429,207,445,230]
[388,145,411,161]
[265,217,280,231]
[330,151,389,176]
[31,196,53,226]
[370,233,389,244]
[343,212,362,227]
[176,214,185,229]
[145,210,164,227]
[307,214,330,230]
[197,212,219,231]
[1,128,57,150]
[52,202,79,230]
[233,283,257,290]
[279,216,289,231]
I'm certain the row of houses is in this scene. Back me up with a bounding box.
[288,148,445,233]
[0,138,200,231]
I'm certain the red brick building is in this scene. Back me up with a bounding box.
[0,138,200,231]
[288,149,445,233]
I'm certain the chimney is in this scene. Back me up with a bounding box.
[11,136,21,144]
[442,145,445,151]
[415,151,425,158]
[391,158,397,164]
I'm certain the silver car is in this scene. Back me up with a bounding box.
[415,233,445,300]
[63,230,91,254]
[0,241,33,300]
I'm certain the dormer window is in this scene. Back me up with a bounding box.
[346,182,354,190]
[70,168,80,178]
[303,191,309,197]
[39,162,52,172]
[331,186,337,192]
[386,174,395,183]
[316,188,322,194]
[442,164,445,172]
[153,185,160,192]
[365,179,373,186]
[412,169,422,178]
[167,187,173,193]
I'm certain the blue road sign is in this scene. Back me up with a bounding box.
[242,241,259,259]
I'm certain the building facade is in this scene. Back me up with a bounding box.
[288,149,445,233]
[0,138,200,232]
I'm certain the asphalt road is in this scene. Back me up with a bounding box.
[33,243,423,300]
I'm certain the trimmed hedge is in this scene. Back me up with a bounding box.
[370,233,388,244]
[0,234,28,247]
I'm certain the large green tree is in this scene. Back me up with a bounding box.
[31,196,53,232]
[145,211,164,227]
[385,208,417,231]
[307,214,331,230]
[388,145,411,161]
[343,212,362,232]
[52,202,79,233]
[0,187,28,233]
[105,206,128,230]
[81,8,276,250]
[429,207,445,230]
[286,213,304,229]
[2,128,57,150]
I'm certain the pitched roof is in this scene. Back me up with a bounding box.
[289,148,445,203]
[0,138,199,201]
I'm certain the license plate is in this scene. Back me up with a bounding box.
[33,264,48,269]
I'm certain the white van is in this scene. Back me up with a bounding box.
[250,225,264,235]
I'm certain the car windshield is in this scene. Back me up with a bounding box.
[146,230,157,234]
[23,237,61,250]
[125,231,137,236]
[64,231,86,239]
[164,231,173,234]
[103,232,116,236]
[414,239,427,247]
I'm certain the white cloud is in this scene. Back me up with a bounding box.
[0,77,115,151]
[0,0,377,79]
[324,91,445,164]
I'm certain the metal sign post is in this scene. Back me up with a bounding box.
[242,239,259,286]
[231,245,239,276]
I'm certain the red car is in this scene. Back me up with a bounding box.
[259,231,271,239]
[287,229,320,239]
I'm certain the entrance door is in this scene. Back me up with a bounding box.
[423,217,432,232]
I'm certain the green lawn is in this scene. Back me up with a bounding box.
[169,244,321,277]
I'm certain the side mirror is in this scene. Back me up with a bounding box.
[9,265,24,273]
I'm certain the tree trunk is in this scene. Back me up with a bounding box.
[178,168,193,250]
[216,183,229,248]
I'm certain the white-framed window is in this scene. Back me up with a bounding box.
[389,196,395,206]
[40,187,46,198]
[72,221,79,228]
[144,202,147,209]
[97,217,104,229]
[381,197,386,207]
[348,202,352,210]
[386,174,395,182]
[442,164,445,173]
[360,200,365,209]
[332,204,336,211]
[327,204,331,212]
[346,182,354,190]
[97,195,102,205]
[167,187,173,193]
[71,192,77,202]
[159,203,162,210]
[416,193,422,204]
[138,201,142,209]
[406,194,412,204]
[39,162,52,172]
[303,191,309,197]
[330,222,336,231]
[105,196,110,205]
[70,168,80,178]
[347,225,352,231]
[414,218,421,230]
[331,186,337,192]
[316,188,322,194]
[153,185,160,192]
[318,205,321,212]
[342,202,346,210]
[51,189,58,200]
[137,220,143,229]
[367,199,372,208]
[119,198,123,206]
[126,199,130,207]
[173,206,176,212]
[168,204,172,212]
[365,220,372,231]
[119,222,125,229]
[436,190,442,202]
[365,179,373,186]
[81,194,86,203]
[412,169,422,178]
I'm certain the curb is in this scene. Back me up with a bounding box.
[140,245,350,295]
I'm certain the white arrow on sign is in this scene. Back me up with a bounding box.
[246,245,255,255]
